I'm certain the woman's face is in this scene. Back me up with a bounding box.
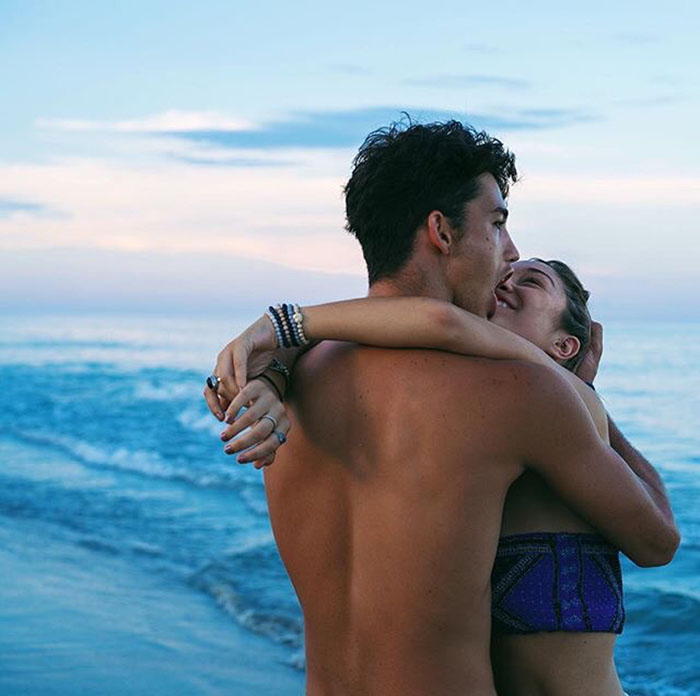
[491,259,577,362]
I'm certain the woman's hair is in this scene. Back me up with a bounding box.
[533,259,592,373]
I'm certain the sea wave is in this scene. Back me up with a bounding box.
[133,380,199,402]
[187,543,304,666]
[624,587,700,635]
[177,406,224,437]
[9,431,246,492]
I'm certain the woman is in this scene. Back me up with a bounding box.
[212,258,627,696]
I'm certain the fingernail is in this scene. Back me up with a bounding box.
[216,412,224,421]
[220,432,227,441]
[224,445,234,454]
[237,455,247,464]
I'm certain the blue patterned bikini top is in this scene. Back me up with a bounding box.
[491,532,625,634]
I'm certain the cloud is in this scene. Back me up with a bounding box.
[169,155,295,168]
[37,110,254,133]
[3,246,697,321]
[404,74,530,89]
[2,156,699,318]
[516,173,700,205]
[0,199,46,217]
[0,248,367,314]
[37,106,598,156]
[167,106,597,151]
[517,108,577,118]
[0,156,364,274]
[0,199,65,219]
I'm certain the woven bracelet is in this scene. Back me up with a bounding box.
[256,372,284,401]
[268,358,291,387]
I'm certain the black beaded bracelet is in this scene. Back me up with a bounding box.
[281,303,300,345]
[268,305,290,348]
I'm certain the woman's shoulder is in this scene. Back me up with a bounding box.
[558,371,609,441]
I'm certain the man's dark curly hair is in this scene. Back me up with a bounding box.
[344,117,518,285]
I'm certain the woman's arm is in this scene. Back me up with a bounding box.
[301,297,610,439]
[302,296,551,364]
[210,296,551,404]
[209,297,609,465]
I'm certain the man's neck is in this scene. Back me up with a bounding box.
[368,268,453,301]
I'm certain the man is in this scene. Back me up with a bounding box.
[205,121,679,695]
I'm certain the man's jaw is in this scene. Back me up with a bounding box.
[487,292,498,320]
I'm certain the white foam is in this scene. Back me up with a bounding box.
[133,381,196,401]
[21,432,241,491]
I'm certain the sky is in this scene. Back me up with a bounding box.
[1,0,699,320]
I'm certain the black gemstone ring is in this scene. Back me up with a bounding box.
[274,430,287,445]
[206,375,221,391]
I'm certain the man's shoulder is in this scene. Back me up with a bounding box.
[298,341,486,374]
[400,354,576,416]
[297,342,561,401]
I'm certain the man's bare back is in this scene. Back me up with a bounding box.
[264,336,677,696]
[265,343,533,696]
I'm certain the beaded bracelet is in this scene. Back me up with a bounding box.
[276,304,294,347]
[267,305,293,348]
[281,303,300,346]
[293,304,308,344]
[266,302,310,348]
[265,308,285,348]
[285,302,309,347]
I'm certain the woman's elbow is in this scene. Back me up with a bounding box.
[423,301,463,349]
[632,525,681,567]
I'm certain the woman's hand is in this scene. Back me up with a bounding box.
[219,378,291,469]
[203,315,278,420]
[575,321,603,385]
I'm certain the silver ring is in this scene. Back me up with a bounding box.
[206,375,221,391]
[274,430,287,445]
[260,414,278,431]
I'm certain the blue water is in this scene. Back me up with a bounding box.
[0,314,698,695]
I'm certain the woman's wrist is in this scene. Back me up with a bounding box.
[265,303,310,349]
[255,371,286,401]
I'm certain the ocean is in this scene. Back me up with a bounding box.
[0,313,698,696]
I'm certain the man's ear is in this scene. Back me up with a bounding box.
[425,210,456,255]
[552,333,581,363]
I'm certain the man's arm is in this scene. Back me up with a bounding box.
[512,363,680,567]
